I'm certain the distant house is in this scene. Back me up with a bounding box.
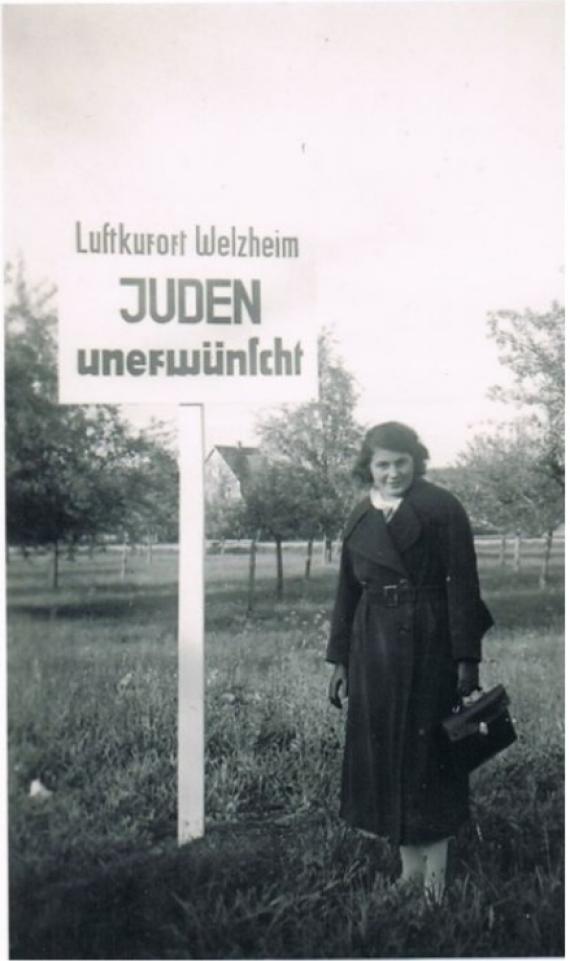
[205,444,263,504]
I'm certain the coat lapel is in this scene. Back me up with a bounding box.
[387,492,423,556]
[345,497,409,577]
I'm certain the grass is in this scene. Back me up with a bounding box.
[7,545,564,958]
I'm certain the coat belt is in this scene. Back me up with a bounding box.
[361,582,446,607]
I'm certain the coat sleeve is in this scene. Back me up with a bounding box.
[326,542,363,666]
[438,496,493,662]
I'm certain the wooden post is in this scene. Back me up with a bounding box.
[51,540,59,590]
[247,533,258,615]
[513,530,522,574]
[499,533,507,568]
[539,529,553,590]
[120,534,128,582]
[178,405,205,843]
[304,538,313,579]
[146,530,154,566]
[275,535,284,598]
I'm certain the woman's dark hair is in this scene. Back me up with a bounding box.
[352,422,429,485]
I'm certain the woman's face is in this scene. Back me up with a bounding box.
[370,448,415,497]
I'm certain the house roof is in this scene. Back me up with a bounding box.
[207,445,262,483]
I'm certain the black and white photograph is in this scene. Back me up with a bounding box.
[3,2,564,958]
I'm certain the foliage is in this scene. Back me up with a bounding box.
[487,303,564,488]
[205,453,248,542]
[7,547,564,959]
[450,421,564,537]
[5,270,125,549]
[4,265,179,570]
[113,422,179,546]
[256,329,363,543]
[240,459,322,596]
[434,302,565,560]
[241,459,321,543]
[205,496,247,543]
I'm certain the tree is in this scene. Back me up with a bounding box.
[205,497,246,552]
[241,459,320,605]
[452,421,563,586]
[487,303,564,488]
[5,266,178,585]
[256,329,362,562]
[204,456,247,550]
[112,423,179,574]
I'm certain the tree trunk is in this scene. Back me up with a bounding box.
[52,541,60,590]
[512,530,522,574]
[120,535,128,581]
[275,536,284,599]
[305,538,314,579]
[246,533,258,615]
[539,529,553,590]
[146,531,154,565]
[323,534,332,564]
[499,533,507,568]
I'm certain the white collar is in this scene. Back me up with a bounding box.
[370,488,403,512]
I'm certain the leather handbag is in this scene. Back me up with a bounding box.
[441,684,517,774]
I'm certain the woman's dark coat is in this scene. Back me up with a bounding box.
[326,478,493,844]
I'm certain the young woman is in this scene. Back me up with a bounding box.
[327,422,493,898]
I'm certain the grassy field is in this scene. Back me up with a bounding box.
[7,544,564,959]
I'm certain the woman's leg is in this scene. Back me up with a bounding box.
[422,837,451,901]
[399,844,425,882]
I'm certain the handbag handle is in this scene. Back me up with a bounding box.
[451,686,484,714]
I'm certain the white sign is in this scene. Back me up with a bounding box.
[58,218,318,843]
[58,220,317,405]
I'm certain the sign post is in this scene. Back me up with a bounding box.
[58,225,317,844]
[177,404,205,842]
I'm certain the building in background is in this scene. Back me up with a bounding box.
[205,444,262,504]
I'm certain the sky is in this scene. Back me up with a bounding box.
[3,1,564,466]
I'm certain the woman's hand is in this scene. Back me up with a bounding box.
[328,663,348,708]
[457,660,480,698]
